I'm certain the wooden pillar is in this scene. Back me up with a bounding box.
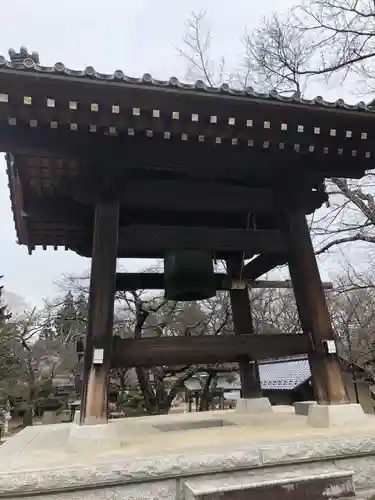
[227,259,262,398]
[188,396,192,413]
[80,199,119,424]
[285,211,348,404]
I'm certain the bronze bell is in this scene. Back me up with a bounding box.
[164,250,216,301]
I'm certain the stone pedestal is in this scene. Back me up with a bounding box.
[294,400,316,416]
[236,398,272,413]
[73,409,81,424]
[308,403,366,427]
[42,411,57,425]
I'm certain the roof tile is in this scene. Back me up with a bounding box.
[0,53,373,113]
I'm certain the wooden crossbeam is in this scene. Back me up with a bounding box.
[22,186,326,220]
[117,226,287,254]
[114,273,333,291]
[111,181,324,213]
[111,334,311,368]
[58,179,327,214]
[26,226,286,258]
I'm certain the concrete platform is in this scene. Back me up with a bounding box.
[1,407,375,498]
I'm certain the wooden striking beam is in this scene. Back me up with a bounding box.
[243,254,288,280]
[117,226,288,254]
[114,272,333,291]
[111,333,311,368]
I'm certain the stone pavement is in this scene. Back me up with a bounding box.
[1,407,375,498]
[0,407,374,470]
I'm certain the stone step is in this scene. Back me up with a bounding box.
[185,469,355,499]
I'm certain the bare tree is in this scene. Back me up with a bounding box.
[243,2,375,258]
[331,269,375,370]
[178,10,253,89]
[59,271,235,414]
[178,9,375,264]
[1,308,76,425]
[116,289,233,414]
[178,10,226,87]
[250,287,300,334]
[246,0,375,93]
[244,12,313,95]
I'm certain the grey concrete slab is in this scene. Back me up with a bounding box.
[2,409,375,497]
[185,470,355,500]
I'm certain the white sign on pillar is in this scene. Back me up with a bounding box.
[93,348,104,364]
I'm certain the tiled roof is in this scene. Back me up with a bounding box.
[185,356,312,393]
[1,48,374,113]
[259,357,311,391]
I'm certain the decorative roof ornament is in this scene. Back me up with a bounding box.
[8,47,39,65]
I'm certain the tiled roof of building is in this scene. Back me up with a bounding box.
[1,47,374,113]
[185,356,312,392]
[258,357,311,391]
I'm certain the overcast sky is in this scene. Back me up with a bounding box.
[0,0,368,308]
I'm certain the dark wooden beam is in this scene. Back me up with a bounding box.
[286,210,348,405]
[28,227,283,257]
[80,199,119,425]
[115,272,226,291]
[249,280,333,289]
[21,188,326,225]
[27,226,285,258]
[243,254,288,280]
[23,197,92,224]
[82,180,281,213]
[0,124,368,180]
[115,181,327,214]
[227,258,262,398]
[58,178,327,215]
[111,333,311,368]
[68,242,256,260]
[114,273,333,291]
[117,226,288,254]
[23,195,275,231]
